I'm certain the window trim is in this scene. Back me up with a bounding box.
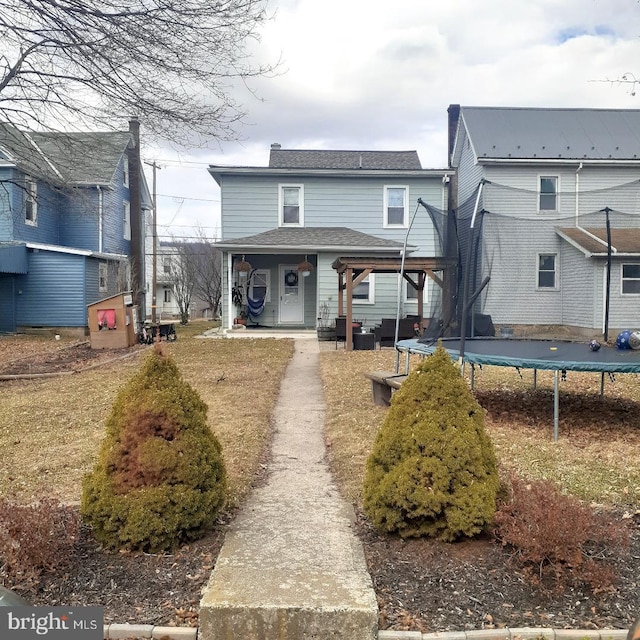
[538,175,558,213]
[24,176,37,226]
[98,262,108,292]
[278,184,304,227]
[352,273,375,304]
[621,263,640,295]
[123,156,130,188]
[404,278,429,304]
[383,185,408,228]
[536,252,558,290]
[123,200,131,240]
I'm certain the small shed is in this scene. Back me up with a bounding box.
[87,292,139,349]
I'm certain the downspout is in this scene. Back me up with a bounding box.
[575,162,583,226]
[96,185,103,253]
[227,252,233,330]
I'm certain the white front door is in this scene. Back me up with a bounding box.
[279,265,304,324]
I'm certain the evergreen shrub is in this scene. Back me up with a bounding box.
[363,344,499,540]
[81,346,226,552]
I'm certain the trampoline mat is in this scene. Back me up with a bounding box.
[397,337,640,374]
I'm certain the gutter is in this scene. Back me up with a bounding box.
[215,244,414,253]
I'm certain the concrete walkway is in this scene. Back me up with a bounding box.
[199,337,378,640]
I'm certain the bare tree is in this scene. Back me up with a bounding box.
[189,228,222,319]
[0,0,273,143]
[168,246,196,325]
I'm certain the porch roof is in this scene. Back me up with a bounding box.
[216,227,412,253]
[556,227,640,256]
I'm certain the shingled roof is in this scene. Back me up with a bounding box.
[0,122,132,185]
[268,149,422,170]
[458,107,640,162]
[557,226,640,255]
[217,227,409,252]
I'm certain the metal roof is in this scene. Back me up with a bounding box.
[268,149,422,170]
[216,227,408,252]
[459,107,640,162]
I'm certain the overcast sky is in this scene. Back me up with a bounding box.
[142,0,640,243]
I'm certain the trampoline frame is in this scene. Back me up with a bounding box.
[394,337,640,440]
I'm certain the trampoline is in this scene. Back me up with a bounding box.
[395,337,640,440]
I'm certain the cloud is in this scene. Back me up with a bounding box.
[146,0,640,236]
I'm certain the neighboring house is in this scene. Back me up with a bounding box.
[209,145,452,330]
[144,239,218,321]
[449,105,640,336]
[0,119,151,334]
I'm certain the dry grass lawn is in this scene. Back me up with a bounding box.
[320,347,640,511]
[2,330,639,516]
[0,325,293,508]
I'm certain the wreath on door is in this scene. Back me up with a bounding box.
[285,271,298,287]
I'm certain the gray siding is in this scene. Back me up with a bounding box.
[220,174,445,256]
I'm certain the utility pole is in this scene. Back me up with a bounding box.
[144,161,161,323]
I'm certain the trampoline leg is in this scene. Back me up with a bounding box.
[553,370,559,442]
[405,351,410,374]
[470,364,475,390]
[533,369,537,389]
[600,372,605,398]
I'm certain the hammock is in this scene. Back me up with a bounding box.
[246,293,266,319]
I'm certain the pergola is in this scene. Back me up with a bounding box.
[331,256,457,350]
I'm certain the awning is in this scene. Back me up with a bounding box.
[0,243,27,274]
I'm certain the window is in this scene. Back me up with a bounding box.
[538,254,557,288]
[249,269,271,302]
[352,272,375,303]
[279,185,303,226]
[123,201,131,240]
[539,176,558,211]
[24,177,37,226]
[163,257,172,274]
[99,262,108,292]
[405,279,428,303]
[123,156,129,188]
[622,264,640,294]
[164,288,171,303]
[384,186,407,227]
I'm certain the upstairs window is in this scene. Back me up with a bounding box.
[123,201,131,240]
[539,176,558,211]
[537,253,557,288]
[99,262,108,292]
[622,264,640,294]
[279,185,303,226]
[24,177,37,226]
[163,257,172,274]
[384,186,407,227]
[123,156,130,187]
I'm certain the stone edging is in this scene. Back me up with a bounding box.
[103,626,629,640]
[379,629,629,640]
[103,624,196,639]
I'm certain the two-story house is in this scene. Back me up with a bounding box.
[0,119,151,334]
[449,105,640,338]
[209,146,452,332]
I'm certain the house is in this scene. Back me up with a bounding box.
[0,119,151,334]
[144,239,220,321]
[449,105,640,337]
[209,146,453,334]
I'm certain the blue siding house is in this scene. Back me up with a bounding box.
[210,146,452,336]
[0,120,151,334]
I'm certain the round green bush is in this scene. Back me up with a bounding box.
[363,344,499,541]
[81,347,227,552]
